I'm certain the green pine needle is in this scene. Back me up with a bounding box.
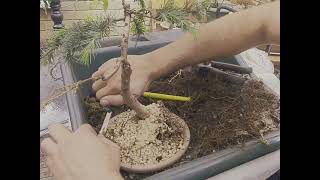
[156,0,194,32]
[102,0,109,10]
[41,28,66,65]
[183,0,213,21]
[138,0,146,9]
[79,39,96,66]
[131,14,146,35]
[41,15,114,66]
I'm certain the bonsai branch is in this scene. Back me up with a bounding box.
[40,76,98,111]
[102,59,121,81]
[40,62,121,111]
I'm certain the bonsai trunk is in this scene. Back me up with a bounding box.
[120,3,149,119]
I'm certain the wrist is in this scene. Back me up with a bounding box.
[142,52,171,81]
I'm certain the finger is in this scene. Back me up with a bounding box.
[48,123,72,143]
[75,124,97,136]
[100,95,124,106]
[92,59,115,78]
[92,66,108,79]
[97,134,120,150]
[45,156,56,177]
[93,63,121,91]
[99,59,114,70]
[96,85,119,100]
[92,68,104,79]
[40,138,58,156]
[46,156,69,180]
[92,78,108,92]
[92,61,110,78]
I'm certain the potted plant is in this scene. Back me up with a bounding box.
[40,0,280,178]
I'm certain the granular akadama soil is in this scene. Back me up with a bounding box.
[105,102,184,166]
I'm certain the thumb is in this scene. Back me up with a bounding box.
[97,134,119,149]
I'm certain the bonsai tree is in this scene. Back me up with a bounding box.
[40,0,215,116]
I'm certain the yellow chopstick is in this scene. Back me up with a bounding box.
[143,92,191,102]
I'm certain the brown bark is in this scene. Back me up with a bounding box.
[120,3,149,119]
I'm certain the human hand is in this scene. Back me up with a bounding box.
[40,124,122,180]
[92,55,155,106]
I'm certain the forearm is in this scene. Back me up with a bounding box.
[146,1,280,80]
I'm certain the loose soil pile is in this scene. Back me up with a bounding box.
[85,69,280,179]
[105,102,185,166]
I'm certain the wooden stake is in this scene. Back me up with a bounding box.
[99,111,112,135]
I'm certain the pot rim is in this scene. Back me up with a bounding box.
[109,110,191,173]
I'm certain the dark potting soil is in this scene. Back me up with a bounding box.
[85,69,280,180]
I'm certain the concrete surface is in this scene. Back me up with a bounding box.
[40,64,72,180]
